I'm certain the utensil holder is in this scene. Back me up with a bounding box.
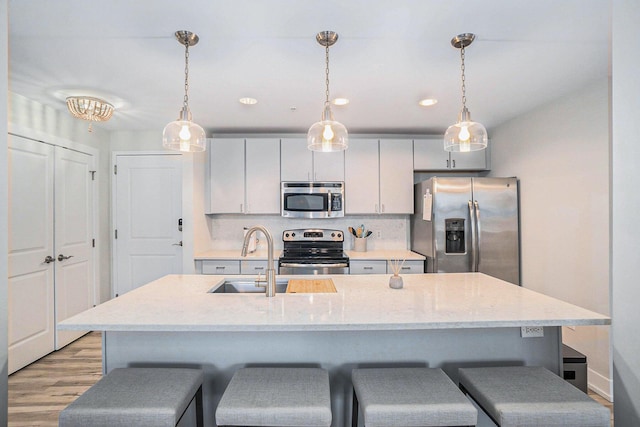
[353,237,367,252]
[389,274,403,289]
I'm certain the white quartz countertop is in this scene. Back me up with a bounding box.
[60,273,609,332]
[194,249,424,261]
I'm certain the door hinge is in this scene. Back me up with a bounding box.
[114,165,117,175]
[92,238,95,247]
[90,170,96,180]
[115,229,118,239]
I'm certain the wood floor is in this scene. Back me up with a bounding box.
[8,331,614,426]
[8,332,102,426]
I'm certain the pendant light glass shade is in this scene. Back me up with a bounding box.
[444,107,488,152]
[444,33,487,152]
[308,103,349,152]
[307,31,348,152]
[162,30,206,153]
[163,108,206,152]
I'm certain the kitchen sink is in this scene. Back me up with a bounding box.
[209,278,289,294]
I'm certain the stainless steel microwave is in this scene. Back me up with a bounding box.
[281,182,344,218]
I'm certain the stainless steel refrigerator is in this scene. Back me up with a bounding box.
[410,177,520,285]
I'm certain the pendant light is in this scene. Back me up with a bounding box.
[162,31,206,152]
[444,33,488,152]
[307,31,348,152]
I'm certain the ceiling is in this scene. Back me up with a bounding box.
[8,0,610,136]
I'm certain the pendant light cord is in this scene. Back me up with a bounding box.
[325,41,330,105]
[460,44,467,110]
[183,36,190,111]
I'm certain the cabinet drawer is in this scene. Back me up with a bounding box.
[396,260,424,274]
[240,260,269,275]
[350,260,387,275]
[201,260,240,275]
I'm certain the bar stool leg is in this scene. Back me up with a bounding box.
[351,388,359,427]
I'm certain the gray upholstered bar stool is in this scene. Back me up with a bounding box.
[215,367,332,426]
[458,366,610,427]
[351,368,477,427]
[59,367,204,427]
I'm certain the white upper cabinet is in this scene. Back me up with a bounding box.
[344,139,379,214]
[207,138,280,214]
[345,139,413,214]
[245,139,281,213]
[208,138,245,213]
[413,137,489,171]
[280,138,344,182]
[379,139,414,214]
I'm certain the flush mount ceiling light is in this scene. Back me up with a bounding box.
[307,31,348,152]
[418,98,438,107]
[239,97,258,105]
[162,30,206,153]
[444,33,488,152]
[66,96,114,132]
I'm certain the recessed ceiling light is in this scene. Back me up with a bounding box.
[418,98,438,107]
[239,97,258,105]
[332,98,350,106]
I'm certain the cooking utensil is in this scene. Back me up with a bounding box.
[348,226,357,236]
[364,230,372,238]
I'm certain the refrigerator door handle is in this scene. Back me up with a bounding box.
[468,200,477,272]
[474,200,481,272]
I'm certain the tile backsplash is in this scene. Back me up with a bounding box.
[207,214,410,252]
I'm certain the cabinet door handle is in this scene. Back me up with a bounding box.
[216,266,226,270]
[446,159,450,168]
[452,159,456,168]
[43,255,55,264]
[381,204,385,213]
[58,254,74,261]
[254,266,264,270]
[375,204,379,213]
[401,266,410,270]
[363,266,373,270]
[240,204,244,213]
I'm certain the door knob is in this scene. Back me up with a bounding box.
[43,255,55,264]
[172,241,183,247]
[58,254,74,261]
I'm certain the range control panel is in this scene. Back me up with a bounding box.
[282,229,344,242]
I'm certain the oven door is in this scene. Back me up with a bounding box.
[279,262,349,275]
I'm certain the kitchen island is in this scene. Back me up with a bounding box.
[60,273,609,427]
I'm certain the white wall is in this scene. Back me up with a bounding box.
[489,79,611,398]
[1,0,10,422]
[8,93,112,303]
[612,0,640,423]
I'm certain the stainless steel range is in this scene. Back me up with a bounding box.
[278,228,349,275]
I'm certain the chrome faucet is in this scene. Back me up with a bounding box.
[241,225,276,297]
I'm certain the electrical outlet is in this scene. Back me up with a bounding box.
[521,326,544,338]
[376,230,382,238]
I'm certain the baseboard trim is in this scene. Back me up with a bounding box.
[588,367,613,402]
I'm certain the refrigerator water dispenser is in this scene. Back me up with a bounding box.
[445,218,465,254]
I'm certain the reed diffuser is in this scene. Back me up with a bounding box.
[388,258,406,289]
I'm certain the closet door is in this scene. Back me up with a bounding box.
[7,135,55,374]
[54,147,95,349]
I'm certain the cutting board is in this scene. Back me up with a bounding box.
[286,279,337,293]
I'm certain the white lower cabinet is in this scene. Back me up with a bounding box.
[350,259,424,275]
[200,260,241,275]
[240,260,268,275]
[395,260,424,274]
[350,260,387,274]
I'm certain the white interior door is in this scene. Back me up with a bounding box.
[54,147,95,349]
[114,154,183,297]
[7,135,55,374]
